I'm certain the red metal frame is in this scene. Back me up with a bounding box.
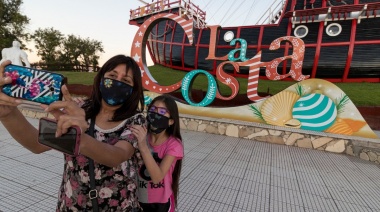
[312,22,325,78]
[162,20,169,66]
[343,19,357,82]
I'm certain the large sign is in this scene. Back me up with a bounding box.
[131,13,308,104]
[131,13,378,139]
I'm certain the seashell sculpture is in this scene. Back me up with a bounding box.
[260,91,300,126]
[292,93,337,131]
[284,118,301,128]
[326,118,353,135]
[144,95,153,105]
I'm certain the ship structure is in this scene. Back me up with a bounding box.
[130,0,380,82]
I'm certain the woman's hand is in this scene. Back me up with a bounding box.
[42,85,87,137]
[130,125,148,151]
[0,60,22,120]
[72,96,86,107]
[43,85,86,119]
[55,114,89,137]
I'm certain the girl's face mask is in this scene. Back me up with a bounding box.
[99,78,133,106]
[146,111,170,134]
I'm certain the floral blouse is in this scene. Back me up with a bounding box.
[56,113,146,211]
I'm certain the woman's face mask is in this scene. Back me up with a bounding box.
[146,111,170,134]
[99,78,133,106]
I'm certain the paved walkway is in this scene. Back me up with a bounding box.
[1,118,380,211]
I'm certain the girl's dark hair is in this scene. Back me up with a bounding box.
[148,94,182,206]
[82,55,144,121]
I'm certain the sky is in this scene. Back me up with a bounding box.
[21,0,281,66]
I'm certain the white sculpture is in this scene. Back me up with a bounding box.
[0,41,31,67]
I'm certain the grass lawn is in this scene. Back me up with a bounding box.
[54,71,97,85]
[55,65,380,106]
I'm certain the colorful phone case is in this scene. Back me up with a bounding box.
[2,64,64,104]
[38,118,81,156]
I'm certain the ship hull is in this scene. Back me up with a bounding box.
[131,0,380,82]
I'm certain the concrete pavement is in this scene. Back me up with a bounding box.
[1,118,380,211]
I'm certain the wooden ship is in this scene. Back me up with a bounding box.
[130,0,380,82]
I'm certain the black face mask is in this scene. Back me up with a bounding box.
[147,111,170,134]
[99,78,133,106]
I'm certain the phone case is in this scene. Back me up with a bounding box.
[2,64,65,104]
[38,118,81,156]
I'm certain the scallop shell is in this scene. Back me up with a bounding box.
[343,118,366,132]
[325,118,353,135]
[284,119,301,128]
[260,91,300,126]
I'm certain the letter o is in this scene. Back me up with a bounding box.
[181,70,217,107]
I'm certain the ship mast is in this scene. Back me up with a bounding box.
[255,0,286,25]
[137,0,149,4]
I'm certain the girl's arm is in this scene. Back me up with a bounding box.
[139,145,176,184]
[131,125,179,184]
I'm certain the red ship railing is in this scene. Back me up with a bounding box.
[130,0,207,28]
[285,2,380,26]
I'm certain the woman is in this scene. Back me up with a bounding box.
[0,55,145,211]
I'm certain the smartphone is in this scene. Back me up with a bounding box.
[38,118,81,156]
[2,64,65,105]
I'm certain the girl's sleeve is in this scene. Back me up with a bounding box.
[166,138,184,159]
[119,113,147,149]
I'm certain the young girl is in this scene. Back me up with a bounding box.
[131,94,184,212]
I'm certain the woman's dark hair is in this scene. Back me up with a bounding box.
[148,94,182,206]
[82,55,144,121]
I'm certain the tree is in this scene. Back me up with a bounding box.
[60,34,83,70]
[32,31,104,71]
[61,35,104,71]
[79,37,104,71]
[32,27,64,66]
[0,0,30,51]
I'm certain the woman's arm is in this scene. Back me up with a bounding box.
[0,84,84,154]
[79,134,135,167]
[0,109,51,154]
[0,60,50,153]
[55,114,136,167]
[46,97,142,167]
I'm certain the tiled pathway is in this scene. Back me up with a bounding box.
[1,118,380,211]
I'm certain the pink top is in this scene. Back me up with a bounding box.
[137,136,183,205]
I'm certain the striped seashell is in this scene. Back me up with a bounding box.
[292,93,337,132]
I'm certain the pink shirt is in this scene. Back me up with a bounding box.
[137,136,183,204]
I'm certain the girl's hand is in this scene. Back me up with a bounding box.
[130,125,148,150]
